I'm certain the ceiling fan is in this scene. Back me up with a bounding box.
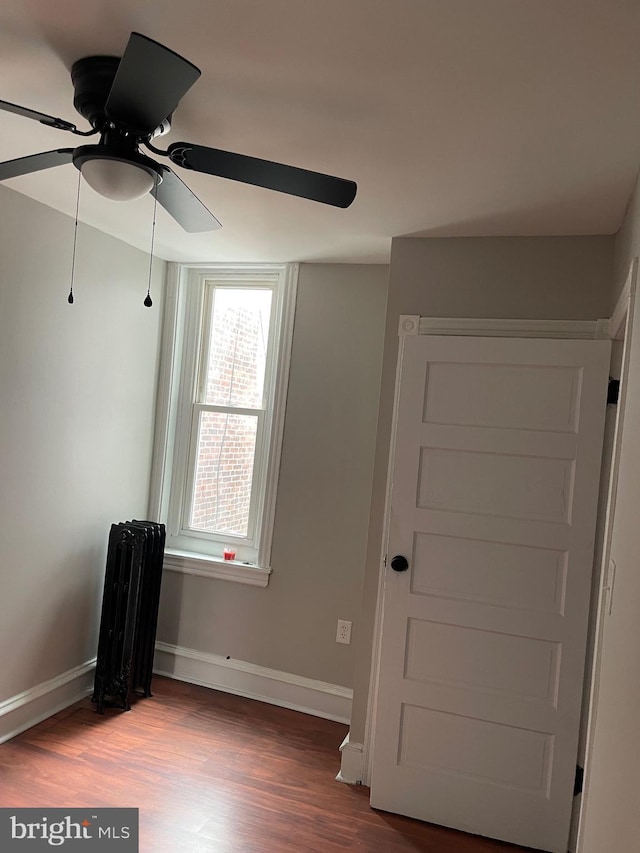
[0,32,357,232]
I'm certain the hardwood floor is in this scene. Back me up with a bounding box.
[0,677,538,852]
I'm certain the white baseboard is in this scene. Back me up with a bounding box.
[336,732,365,784]
[154,642,352,724]
[0,659,96,745]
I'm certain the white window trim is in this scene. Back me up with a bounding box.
[148,262,298,587]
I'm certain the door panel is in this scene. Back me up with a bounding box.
[370,335,610,853]
[423,361,581,431]
[411,533,567,613]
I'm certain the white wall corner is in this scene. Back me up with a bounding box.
[0,659,95,745]
[154,642,352,724]
[610,256,638,341]
[336,732,365,784]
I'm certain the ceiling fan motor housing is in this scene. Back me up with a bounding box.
[71,55,172,138]
[71,56,120,130]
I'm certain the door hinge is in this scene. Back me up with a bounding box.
[607,378,620,405]
[574,764,584,796]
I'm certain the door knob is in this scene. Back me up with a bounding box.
[391,555,409,572]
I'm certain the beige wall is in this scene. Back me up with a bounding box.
[156,262,388,688]
[350,235,614,743]
[0,185,163,703]
[578,172,640,852]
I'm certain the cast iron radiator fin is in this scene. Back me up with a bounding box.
[92,520,166,714]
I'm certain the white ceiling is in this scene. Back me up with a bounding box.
[0,0,639,264]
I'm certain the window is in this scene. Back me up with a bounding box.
[150,263,298,586]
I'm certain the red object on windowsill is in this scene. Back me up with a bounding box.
[223,547,236,561]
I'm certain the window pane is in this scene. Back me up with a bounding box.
[202,288,272,408]
[190,411,258,537]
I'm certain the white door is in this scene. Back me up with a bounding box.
[370,334,610,853]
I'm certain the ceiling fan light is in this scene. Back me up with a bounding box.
[80,156,155,201]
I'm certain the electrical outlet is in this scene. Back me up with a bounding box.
[336,619,352,645]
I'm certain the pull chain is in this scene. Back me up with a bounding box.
[144,183,159,307]
[68,171,82,304]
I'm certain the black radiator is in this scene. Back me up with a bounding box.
[92,520,165,714]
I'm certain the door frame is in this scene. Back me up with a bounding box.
[576,258,638,852]
[362,312,613,789]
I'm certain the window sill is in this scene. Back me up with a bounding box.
[163,550,272,587]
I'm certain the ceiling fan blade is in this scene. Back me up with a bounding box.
[105,32,201,135]
[167,143,357,208]
[154,165,221,232]
[0,99,78,133]
[0,148,75,181]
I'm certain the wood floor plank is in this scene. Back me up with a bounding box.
[0,676,539,851]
